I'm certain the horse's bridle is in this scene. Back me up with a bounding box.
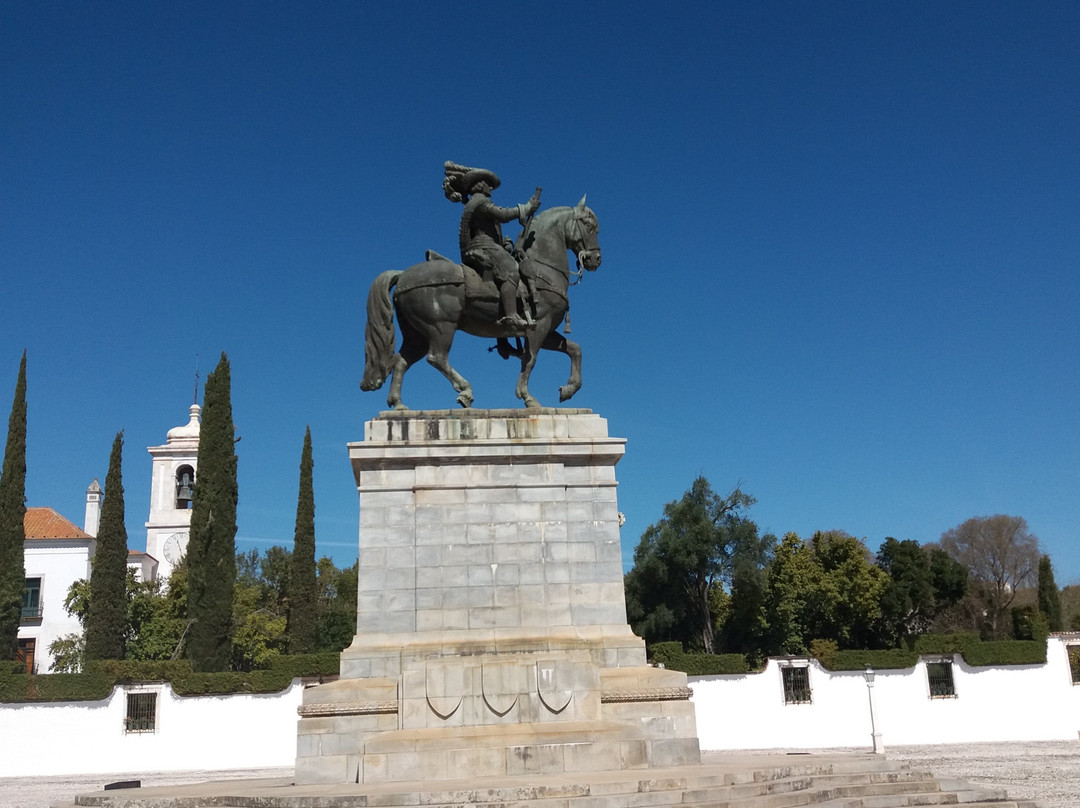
[569,208,600,284]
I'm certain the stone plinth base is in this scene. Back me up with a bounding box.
[296,410,699,784]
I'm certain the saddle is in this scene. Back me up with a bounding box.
[387,249,497,302]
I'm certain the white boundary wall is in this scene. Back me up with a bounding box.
[0,680,303,777]
[2,638,1078,777]
[691,636,1080,751]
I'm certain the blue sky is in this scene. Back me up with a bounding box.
[2,3,1078,583]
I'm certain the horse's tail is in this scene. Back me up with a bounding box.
[360,270,402,391]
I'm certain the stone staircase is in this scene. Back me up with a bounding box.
[60,753,1043,808]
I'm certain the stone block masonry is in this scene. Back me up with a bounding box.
[295,409,700,784]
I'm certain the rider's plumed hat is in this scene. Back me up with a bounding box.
[443,161,500,202]
[462,168,500,192]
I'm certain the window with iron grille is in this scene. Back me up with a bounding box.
[926,660,956,698]
[125,692,157,733]
[1068,646,1080,685]
[781,665,811,704]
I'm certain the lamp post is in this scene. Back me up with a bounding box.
[863,664,883,754]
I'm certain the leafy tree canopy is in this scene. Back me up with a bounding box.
[625,477,762,653]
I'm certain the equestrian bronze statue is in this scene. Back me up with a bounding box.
[360,164,601,409]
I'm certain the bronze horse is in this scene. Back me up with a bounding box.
[361,196,601,409]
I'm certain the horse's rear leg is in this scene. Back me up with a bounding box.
[541,331,582,402]
[426,327,474,408]
[387,326,426,410]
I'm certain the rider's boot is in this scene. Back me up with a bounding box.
[497,281,528,328]
[524,277,539,324]
[517,290,536,326]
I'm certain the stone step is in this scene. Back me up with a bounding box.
[62,756,1045,808]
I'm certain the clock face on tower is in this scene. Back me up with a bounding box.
[163,533,185,565]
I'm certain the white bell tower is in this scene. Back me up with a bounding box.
[145,403,201,581]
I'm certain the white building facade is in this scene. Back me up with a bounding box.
[15,403,201,673]
[17,508,95,674]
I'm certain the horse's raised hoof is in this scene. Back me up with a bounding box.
[558,385,578,402]
[457,391,473,408]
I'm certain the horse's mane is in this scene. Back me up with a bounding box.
[530,205,572,226]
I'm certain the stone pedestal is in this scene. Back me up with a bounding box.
[295,409,700,784]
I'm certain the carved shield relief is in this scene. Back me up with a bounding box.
[481,661,527,717]
[536,659,574,715]
[425,662,464,720]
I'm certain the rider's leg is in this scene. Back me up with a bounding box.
[497,279,528,328]
[523,277,539,323]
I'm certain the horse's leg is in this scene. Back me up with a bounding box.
[514,326,553,409]
[514,338,541,409]
[539,331,583,402]
[386,319,426,410]
[425,324,474,408]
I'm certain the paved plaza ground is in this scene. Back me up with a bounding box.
[887,740,1078,808]
[0,741,1074,808]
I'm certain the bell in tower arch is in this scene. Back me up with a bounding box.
[175,467,194,509]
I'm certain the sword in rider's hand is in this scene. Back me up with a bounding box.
[520,187,542,320]
[518,187,542,250]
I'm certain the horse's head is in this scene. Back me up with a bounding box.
[568,195,601,271]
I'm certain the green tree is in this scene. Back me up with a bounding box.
[1062,585,1080,631]
[85,432,129,661]
[0,352,27,660]
[287,427,317,654]
[718,548,771,664]
[53,564,191,667]
[940,515,1040,639]
[231,574,287,671]
[624,478,758,653]
[875,537,938,646]
[125,568,190,661]
[186,353,238,671]
[762,532,822,655]
[47,633,85,673]
[230,546,295,669]
[761,531,887,654]
[927,546,968,615]
[1037,554,1063,632]
[316,556,357,652]
[809,531,887,649]
[876,538,968,646]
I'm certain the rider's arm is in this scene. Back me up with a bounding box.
[479,197,530,225]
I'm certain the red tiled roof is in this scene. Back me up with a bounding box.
[24,507,93,540]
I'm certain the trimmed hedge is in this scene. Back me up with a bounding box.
[817,648,919,672]
[648,633,1049,675]
[910,633,1047,666]
[910,633,980,654]
[0,653,340,703]
[649,642,750,674]
[0,670,113,703]
[961,640,1045,666]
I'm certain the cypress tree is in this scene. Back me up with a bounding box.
[1037,554,1063,632]
[186,353,238,671]
[287,426,317,654]
[0,352,28,660]
[85,431,129,661]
